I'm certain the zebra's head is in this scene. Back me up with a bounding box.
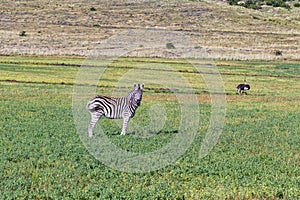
[131,83,144,106]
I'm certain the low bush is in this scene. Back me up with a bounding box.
[19,31,27,37]
[227,0,292,9]
[294,2,300,7]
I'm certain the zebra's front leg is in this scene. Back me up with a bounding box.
[120,117,130,136]
[88,112,102,137]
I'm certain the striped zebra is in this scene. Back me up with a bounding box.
[86,83,144,137]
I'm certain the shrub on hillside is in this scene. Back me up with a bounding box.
[227,0,291,9]
[244,0,262,9]
[294,2,300,7]
[166,43,175,49]
[266,0,291,9]
[19,31,27,37]
[228,0,263,9]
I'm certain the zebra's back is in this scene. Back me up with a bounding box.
[87,96,128,119]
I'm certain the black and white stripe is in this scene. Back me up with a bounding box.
[87,83,144,137]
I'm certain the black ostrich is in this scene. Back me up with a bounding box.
[237,79,250,95]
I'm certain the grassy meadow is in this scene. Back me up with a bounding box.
[0,55,299,199]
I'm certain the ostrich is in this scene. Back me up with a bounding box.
[237,78,250,95]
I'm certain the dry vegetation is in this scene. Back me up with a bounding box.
[0,0,299,60]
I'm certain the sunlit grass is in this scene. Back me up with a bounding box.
[0,56,299,199]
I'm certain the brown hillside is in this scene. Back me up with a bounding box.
[0,0,299,60]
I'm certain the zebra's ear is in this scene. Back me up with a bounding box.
[140,83,144,90]
[133,83,138,89]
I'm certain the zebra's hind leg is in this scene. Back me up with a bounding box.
[88,111,102,137]
[120,117,130,136]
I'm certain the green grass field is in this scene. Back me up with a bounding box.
[0,55,299,199]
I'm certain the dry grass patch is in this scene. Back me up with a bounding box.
[0,0,299,59]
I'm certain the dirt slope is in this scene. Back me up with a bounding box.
[0,0,299,60]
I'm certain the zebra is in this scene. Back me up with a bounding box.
[86,83,144,137]
[237,79,250,95]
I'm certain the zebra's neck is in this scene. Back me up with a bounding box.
[127,93,139,109]
[129,96,138,108]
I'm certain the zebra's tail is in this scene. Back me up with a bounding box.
[86,99,98,112]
